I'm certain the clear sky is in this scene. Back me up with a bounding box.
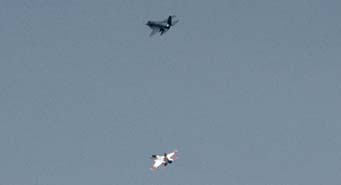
[1,0,341,185]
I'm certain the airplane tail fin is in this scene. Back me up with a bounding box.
[167,16,172,25]
[167,16,178,26]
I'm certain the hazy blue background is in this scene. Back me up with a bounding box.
[1,0,340,185]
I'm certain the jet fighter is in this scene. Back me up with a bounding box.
[146,15,179,36]
[150,150,178,170]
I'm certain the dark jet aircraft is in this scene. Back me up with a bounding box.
[146,15,179,36]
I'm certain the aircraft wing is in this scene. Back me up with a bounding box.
[166,150,178,159]
[161,15,176,23]
[160,28,169,35]
[151,159,164,170]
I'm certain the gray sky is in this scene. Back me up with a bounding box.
[1,0,341,185]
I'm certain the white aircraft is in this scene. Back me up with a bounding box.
[146,15,179,36]
[150,150,178,170]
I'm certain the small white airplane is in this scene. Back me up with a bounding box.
[146,15,179,36]
[150,150,178,170]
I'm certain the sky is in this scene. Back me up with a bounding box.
[1,0,341,185]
